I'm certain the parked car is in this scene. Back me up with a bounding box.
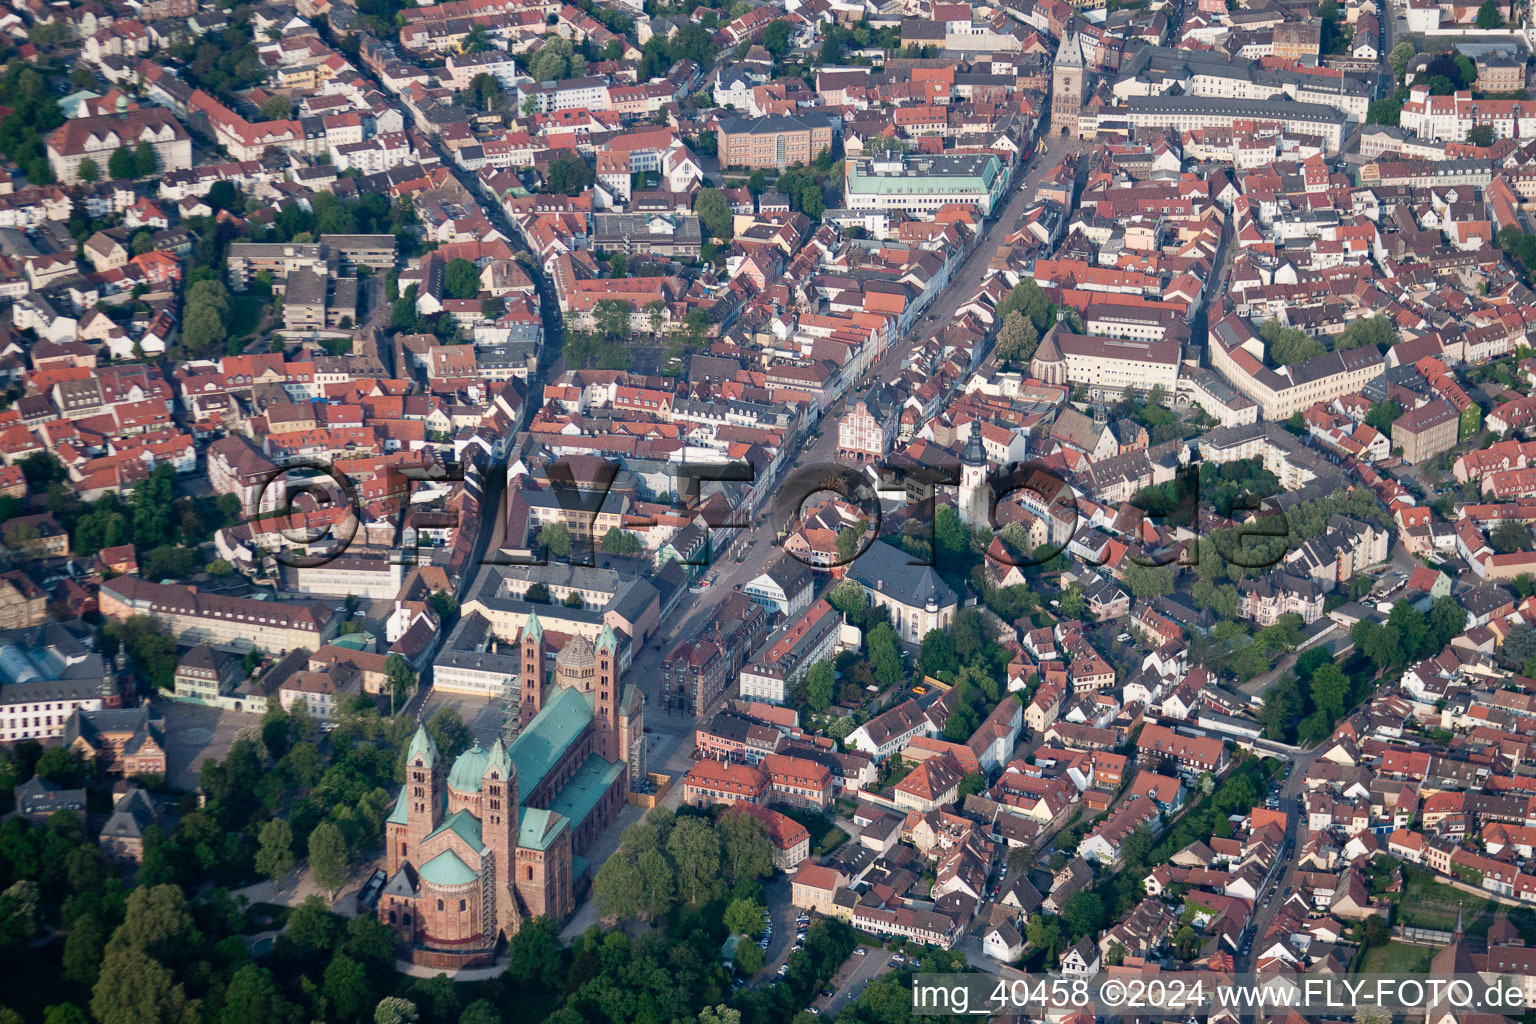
[854,947,868,956]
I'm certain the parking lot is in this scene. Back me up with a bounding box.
[814,945,899,1015]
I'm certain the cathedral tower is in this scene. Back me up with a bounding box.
[404,726,443,857]
[518,610,547,729]
[592,624,621,762]
[481,737,520,939]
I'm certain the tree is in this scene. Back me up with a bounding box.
[461,1002,500,1024]
[538,521,572,558]
[1335,317,1398,351]
[1364,398,1402,432]
[734,939,766,975]
[443,258,480,300]
[592,854,642,920]
[1260,319,1323,365]
[506,916,564,988]
[1388,41,1416,77]
[1124,562,1174,600]
[221,965,298,1024]
[762,19,792,59]
[804,660,835,712]
[1476,0,1503,26]
[374,998,420,1024]
[1492,519,1531,554]
[546,153,593,196]
[385,653,417,712]
[91,947,194,1024]
[255,819,294,887]
[426,707,472,762]
[995,311,1039,365]
[667,816,722,905]
[696,187,734,241]
[996,279,1050,331]
[133,142,157,177]
[835,526,863,565]
[461,22,491,53]
[601,526,640,555]
[635,847,674,919]
[718,810,774,884]
[1062,891,1106,937]
[308,821,349,897]
[323,953,370,1023]
[76,158,98,183]
[182,279,231,357]
[42,1007,88,1024]
[724,897,766,938]
[1309,663,1350,722]
[1467,123,1497,147]
[867,622,905,687]
[1059,585,1086,620]
[108,146,135,180]
[35,746,86,786]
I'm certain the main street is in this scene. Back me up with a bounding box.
[1235,743,1325,971]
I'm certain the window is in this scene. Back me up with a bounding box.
[437,899,444,911]
[526,865,534,880]
[459,899,467,911]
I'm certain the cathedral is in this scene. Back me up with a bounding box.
[379,613,644,968]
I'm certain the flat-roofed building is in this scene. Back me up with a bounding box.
[843,153,1008,218]
[284,267,327,331]
[319,233,397,273]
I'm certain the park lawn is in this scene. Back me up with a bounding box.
[228,293,267,343]
[815,827,849,857]
[1399,868,1498,936]
[1358,941,1435,975]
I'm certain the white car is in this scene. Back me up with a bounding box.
[854,947,868,956]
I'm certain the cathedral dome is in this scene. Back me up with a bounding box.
[447,743,488,792]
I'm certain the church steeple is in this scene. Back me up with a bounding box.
[405,725,443,851]
[959,424,989,529]
[519,611,548,729]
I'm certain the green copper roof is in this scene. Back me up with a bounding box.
[407,725,440,768]
[485,736,512,781]
[386,784,409,825]
[419,848,477,886]
[517,805,567,852]
[507,686,593,797]
[523,609,543,644]
[548,754,624,832]
[447,744,489,793]
[595,623,619,656]
[425,807,482,851]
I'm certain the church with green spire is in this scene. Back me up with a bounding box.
[378,609,644,969]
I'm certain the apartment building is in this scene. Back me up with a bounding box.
[47,109,192,184]
[1393,399,1459,464]
[763,753,833,809]
[682,758,770,807]
[738,598,842,704]
[1209,314,1384,420]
